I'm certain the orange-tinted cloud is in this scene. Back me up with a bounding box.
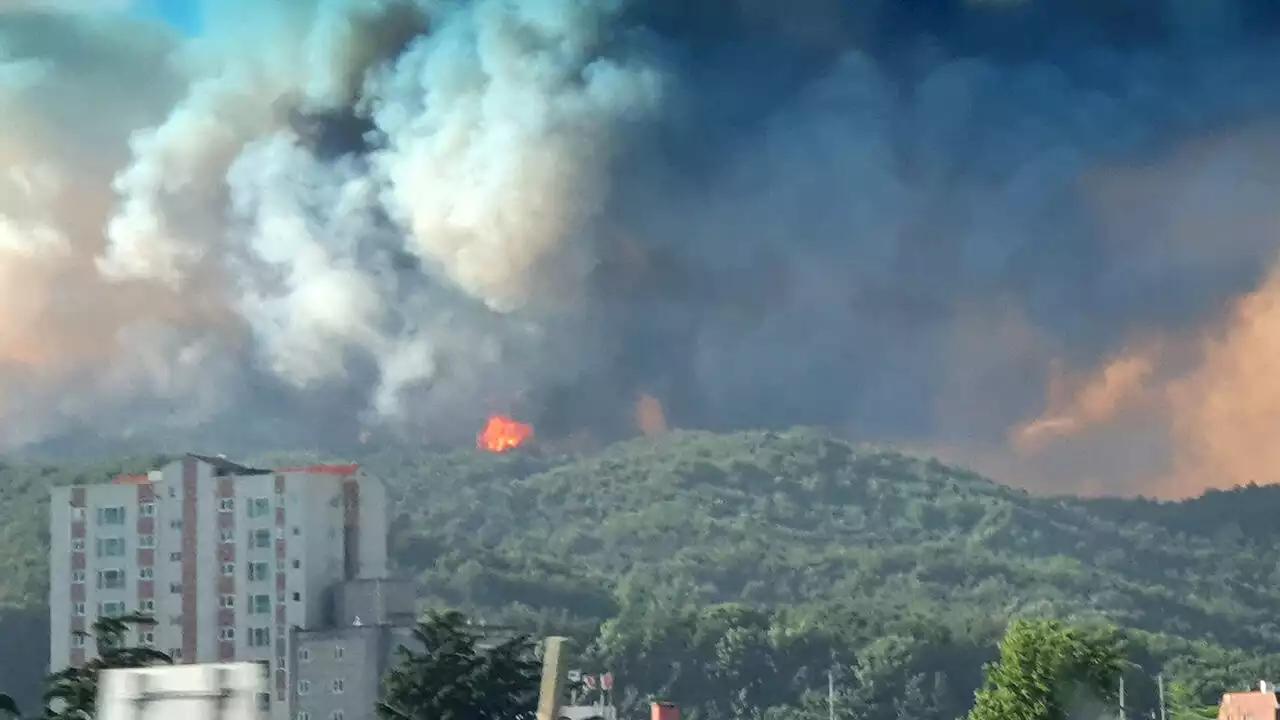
[1166,266,1280,493]
[997,125,1280,498]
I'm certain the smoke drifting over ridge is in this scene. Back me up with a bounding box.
[5,0,1280,496]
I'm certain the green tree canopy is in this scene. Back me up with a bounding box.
[967,620,1127,720]
[1167,681,1218,720]
[41,614,171,720]
[378,610,541,720]
[4,432,1280,718]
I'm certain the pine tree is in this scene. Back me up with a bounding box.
[378,610,541,720]
[966,620,1126,720]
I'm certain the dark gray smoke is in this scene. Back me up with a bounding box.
[5,0,1280,495]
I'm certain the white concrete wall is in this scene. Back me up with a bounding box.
[154,465,184,658]
[234,473,277,666]
[193,460,219,663]
[356,474,388,579]
[86,483,146,662]
[48,486,72,672]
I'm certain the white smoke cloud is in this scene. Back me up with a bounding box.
[0,0,665,449]
[368,0,663,313]
[226,134,386,385]
[6,0,1280,499]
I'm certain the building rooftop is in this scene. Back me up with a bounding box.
[1219,688,1280,719]
[188,453,271,476]
[108,458,362,484]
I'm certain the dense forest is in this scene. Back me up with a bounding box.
[3,428,1279,718]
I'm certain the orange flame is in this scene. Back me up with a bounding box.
[477,415,533,453]
[636,392,668,436]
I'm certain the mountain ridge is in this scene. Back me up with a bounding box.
[3,428,1280,714]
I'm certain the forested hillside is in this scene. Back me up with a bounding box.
[4,429,1280,718]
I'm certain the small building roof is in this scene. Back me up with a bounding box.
[1219,690,1280,719]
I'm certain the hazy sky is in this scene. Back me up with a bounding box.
[133,0,197,33]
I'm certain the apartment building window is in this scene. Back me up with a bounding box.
[299,648,310,662]
[220,529,235,543]
[170,552,182,562]
[96,506,125,525]
[97,569,126,589]
[72,538,85,552]
[248,627,270,647]
[248,562,270,581]
[139,600,155,612]
[333,645,344,660]
[71,570,85,584]
[169,615,181,626]
[169,583,182,594]
[292,560,301,569]
[219,498,235,512]
[222,563,235,576]
[72,634,85,648]
[248,594,271,614]
[98,601,126,617]
[170,648,182,661]
[250,529,271,549]
[71,507,85,521]
[292,592,301,602]
[248,497,271,518]
[219,627,235,641]
[139,631,155,645]
[297,713,310,720]
[139,568,153,580]
[96,537,125,558]
[73,603,85,616]
[331,679,344,694]
[139,535,155,548]
[330,711,344,720]
[220,595,235,609]
[140,503,155,517]
[169,520,182,529]
[298,680,310,695]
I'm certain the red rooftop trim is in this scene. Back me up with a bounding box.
[112,474,149,485]
[274,464,359,477]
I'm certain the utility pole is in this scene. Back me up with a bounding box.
[1158,674,1167,720]
[537,637,569,720]
[828,668,836,720]
[1118,675,1126,720]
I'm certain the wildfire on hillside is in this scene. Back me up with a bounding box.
[477,415,534,453]
[635,392,668,436]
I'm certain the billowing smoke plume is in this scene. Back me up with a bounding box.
[5,0,1280,496]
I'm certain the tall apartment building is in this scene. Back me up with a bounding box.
[48,453,388,720]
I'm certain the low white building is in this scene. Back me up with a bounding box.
[291,584,519,720]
